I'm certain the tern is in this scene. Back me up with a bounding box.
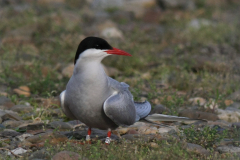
[60,37,198,144]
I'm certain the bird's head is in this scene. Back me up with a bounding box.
[74,37,131,64]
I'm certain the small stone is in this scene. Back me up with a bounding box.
[13,86,31,97]
[217,146,240,153]
[16,133,33,141]
[1,111,22,121]
[116,128,129,135]
[158,127,172,135]
[217,109,240,122]
[188,97,206,106]
[186,143,210,156]
[10,105,33,113]
[52,151,81,160]
[224,100,234,106]
[127,129,139,134]
[62,64,74,78]
[7,147,27,155]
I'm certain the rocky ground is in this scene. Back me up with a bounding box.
[0,0,240,159]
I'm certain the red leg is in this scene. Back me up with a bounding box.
[86,127,91,142]
[105,129,111,144]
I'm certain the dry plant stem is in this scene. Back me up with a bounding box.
[0,147,23,158]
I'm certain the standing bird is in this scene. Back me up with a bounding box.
[60,37,197,144]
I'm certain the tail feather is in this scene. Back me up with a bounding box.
[145,114,206,122]
[135,101,151,121]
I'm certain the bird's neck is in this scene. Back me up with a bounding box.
[73,58,107,83]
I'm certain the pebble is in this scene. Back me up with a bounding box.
[13,86,31,97]
[7,147,28,156]
[217,109,240,122]
[16,133,33,141]
[52,151,82,160]
[217,146,240,153]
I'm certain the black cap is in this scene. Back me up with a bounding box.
[74,37,113,64]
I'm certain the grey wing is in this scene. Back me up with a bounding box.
[103,91,136,126]
[104,78,136,126]
[60,90,77,120]
[134,101,151,121]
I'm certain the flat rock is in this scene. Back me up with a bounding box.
[186,143,210,156]
[7,147,28,156]
[18,122,46,131]
[52,151,83,160]
[0,130,21,137]
[2,120,27,128]
[49,121,73,130]
[0,109,22,121]
[10,105,33,113]
[217,146,240,153]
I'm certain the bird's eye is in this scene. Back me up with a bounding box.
[95,44,100,49]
